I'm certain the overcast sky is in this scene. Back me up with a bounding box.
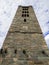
[0,0,49,49]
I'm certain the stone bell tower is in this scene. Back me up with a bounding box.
[0,6,49,65]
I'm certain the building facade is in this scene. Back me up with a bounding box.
[0,6,49,65]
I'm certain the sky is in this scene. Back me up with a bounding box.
[0,0,49,49]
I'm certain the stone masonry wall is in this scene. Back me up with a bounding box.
[0,6,49,65]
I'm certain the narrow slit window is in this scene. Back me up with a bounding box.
[14,49,17,54]
[0,49,3,54]
[4,49,7,54]
[23,50,26,54]
[24,19,26,22]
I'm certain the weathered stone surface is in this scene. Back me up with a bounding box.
[3,33,47,49]
[9,6,42,33]
[0,6,49,65]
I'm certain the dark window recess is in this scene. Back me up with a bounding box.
[22,14,29,17]
[22,7,29,10]
[22,8,28,10]
[22,7,29,9]
[25,9,28,10]
[23,50,26,54]
[25,11,26,13]
[24,11,29,13]
[14,49,17,54]
[0,49,3,54]
[24,14,26,17]
[22,11,24,13]
[42,50,48,56]
[24,19,26,22]
[4,49,7,54]
[42,50,45,54]
[22,14,24,17]
[22,14,26,17]
[27,11,29,13]
[23,9,25,10]
[0,49,7,54]
[27,14,29,17]
[22,11,29,13]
